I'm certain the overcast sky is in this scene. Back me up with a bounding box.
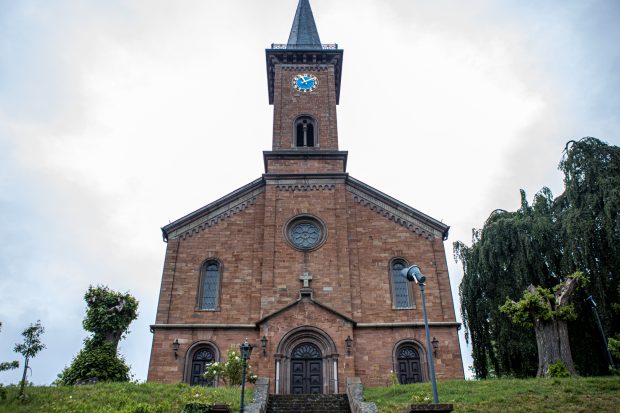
[1,0,619,385]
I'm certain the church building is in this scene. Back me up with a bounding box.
[148,0,464,393]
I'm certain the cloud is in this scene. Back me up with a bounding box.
[1,0,619,384]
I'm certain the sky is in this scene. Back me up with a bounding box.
[1,0,619,385]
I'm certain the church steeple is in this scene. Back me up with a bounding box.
[265,1,343,106]
[287,0,322,48]
[263,0,346,174]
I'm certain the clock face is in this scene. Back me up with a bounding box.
[292,73,318,92]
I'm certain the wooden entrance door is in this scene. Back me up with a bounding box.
[290,343,323,394]
[397,346,422,384]
[190,347,215,386]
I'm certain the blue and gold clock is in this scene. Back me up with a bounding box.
[292,73,318,93]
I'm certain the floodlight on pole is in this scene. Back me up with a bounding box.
[400,265,439,405]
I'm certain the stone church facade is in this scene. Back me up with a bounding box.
[148,0,464,393]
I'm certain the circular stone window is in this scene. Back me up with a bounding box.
[285,215,327,251]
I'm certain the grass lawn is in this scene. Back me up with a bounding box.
[1,377,619,412]
[364,376,620,413]
[0,382,251,413]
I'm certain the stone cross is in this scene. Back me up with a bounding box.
[300,272,313,288]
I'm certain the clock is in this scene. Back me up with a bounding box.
[292,73,318,92]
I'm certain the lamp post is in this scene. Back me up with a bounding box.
[172,338,180,359]
[432,337,439,357]
[261,335,268,356]
[345,336,353,355]
[401,264,439,404]
[239,339,254,413]
[586,296,615,369]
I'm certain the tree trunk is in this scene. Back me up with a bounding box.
[18,356,29,398]
[533,318,577,377]
[104,331,122,352]
[528,277,580,377]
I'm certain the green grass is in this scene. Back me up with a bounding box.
[0,382,252,413]
[364,376,620,413]
[1,377,619,413]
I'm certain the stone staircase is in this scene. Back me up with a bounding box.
[266,394,352,413]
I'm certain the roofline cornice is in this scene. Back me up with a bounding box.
[161,177,265,242]
[346,176,450,240]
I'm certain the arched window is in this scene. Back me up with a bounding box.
[391,259,414,309]
[294,116,316,147]
[199,260,220,310]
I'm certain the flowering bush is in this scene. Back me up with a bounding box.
[388,370,398,386]
[410,392,432,404]
[203,346,257,387]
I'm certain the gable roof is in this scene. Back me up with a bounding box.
[161,178,265,242]
[346,176,450,240]
[257,292,356,326]
[161,174,449,242]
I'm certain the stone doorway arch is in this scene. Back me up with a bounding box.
[393,339,427,384]
[275,326,340,394]
[184,341,220,386]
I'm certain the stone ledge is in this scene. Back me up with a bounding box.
[403,404,454,412]
[346,377,377,413]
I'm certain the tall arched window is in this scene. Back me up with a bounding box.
[199,260,220,310]
[294,116,316,147]
[391,259,414,309]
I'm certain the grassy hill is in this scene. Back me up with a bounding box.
[0,383,250,413]
[364,376,620,413]
[1,376,619,413]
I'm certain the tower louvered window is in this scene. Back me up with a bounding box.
[295,116,316,147]
[200,261,220,310]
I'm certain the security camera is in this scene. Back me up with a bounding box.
[400,265,426,284]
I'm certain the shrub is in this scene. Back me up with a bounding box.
[203,347,256,387]
[547,361,570,378]
[58,339,131,385]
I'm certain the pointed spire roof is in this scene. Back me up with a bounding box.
[287,0,321,48]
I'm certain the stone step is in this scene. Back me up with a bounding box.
[266,394,351,413]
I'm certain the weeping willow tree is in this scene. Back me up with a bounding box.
[456,137,620,378]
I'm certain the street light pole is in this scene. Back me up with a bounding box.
[419,282,439,404]
[239,339,253,413]
[586,296,615,369]
[401,264,439,404]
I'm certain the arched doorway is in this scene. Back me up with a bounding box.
[396,344,422,384]
[290,342,323,394]
[274,326,340,394]
[185,342,219,386]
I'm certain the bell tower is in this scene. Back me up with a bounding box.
[264,0,346,174]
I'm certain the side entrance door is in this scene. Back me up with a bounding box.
[290,343,323,394]
[190,347,215,386]
[397,346,422,384]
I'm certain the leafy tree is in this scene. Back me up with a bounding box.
[500,273,586,377]
[0,322,19,400]
[456,137,620,378]
[14,320,45,400]
[204,346,257,387]
[58,285,138,385]
[0,322,19,373]
[82,285,139,350]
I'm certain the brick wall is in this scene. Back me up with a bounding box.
[272,65,339,151]
[148,179,464,385]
